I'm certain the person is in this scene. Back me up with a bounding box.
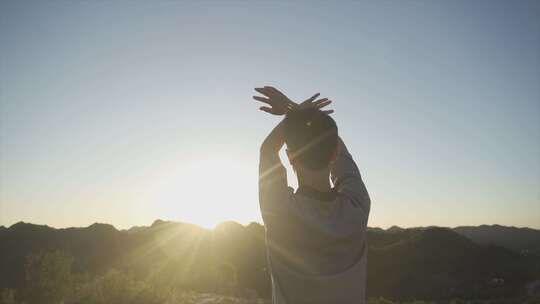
[253,86,371,304]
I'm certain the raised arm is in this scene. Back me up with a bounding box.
[331,137,371,216]
[259,119,288,203]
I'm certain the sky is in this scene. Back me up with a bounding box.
[1,1,539,230]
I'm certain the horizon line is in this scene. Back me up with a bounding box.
[2,219,539,232]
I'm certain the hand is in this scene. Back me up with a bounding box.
[297,93,334,114]
[253,86,334,115]
[253,86,295,115]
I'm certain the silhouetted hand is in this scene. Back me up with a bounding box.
[253,86,333,115]
[297,93,334,114]
[253,86,295,115]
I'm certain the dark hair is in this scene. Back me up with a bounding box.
[283,108,338,170]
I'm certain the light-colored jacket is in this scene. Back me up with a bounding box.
[259,140,371,304]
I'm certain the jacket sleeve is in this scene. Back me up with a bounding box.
[330,137,371,221]
[258,150,293,229]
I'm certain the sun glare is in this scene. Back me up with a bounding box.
[147,158,259,229]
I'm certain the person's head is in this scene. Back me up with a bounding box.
[283,108,338,173]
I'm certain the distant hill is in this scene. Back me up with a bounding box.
[0,221,538,301]
[369,224,540,255]
[453,225,540,254]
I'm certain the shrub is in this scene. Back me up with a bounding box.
[24,251,74,304]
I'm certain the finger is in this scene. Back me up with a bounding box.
[262,86,279,95]
[267,86,284,96]
[259,106,272,113]
[313,98,330,106]
[301,93,321,105]
[253,96,271,104]
[315,99,332,108]
[322,109,334,114]
[259,106,278,115]
[255,87,271,97]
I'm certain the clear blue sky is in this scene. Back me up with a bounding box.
[1,1,539,229]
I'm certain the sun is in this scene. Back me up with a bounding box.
[147,157,259,229]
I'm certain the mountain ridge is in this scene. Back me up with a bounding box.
[0,219,538,300]
[4,220,539,254]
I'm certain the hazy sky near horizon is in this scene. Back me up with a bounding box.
[1,1,539,229]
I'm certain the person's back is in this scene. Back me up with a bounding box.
[253,86,371,304]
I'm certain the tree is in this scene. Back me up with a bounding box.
[0,289,16,304]
[24,251,74,304]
